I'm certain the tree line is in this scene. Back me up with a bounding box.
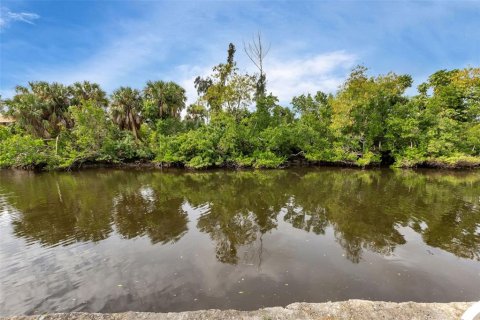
[0,42,479,170]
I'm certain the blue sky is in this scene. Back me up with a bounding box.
[1,1,479,104]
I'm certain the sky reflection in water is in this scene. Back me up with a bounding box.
[0,168,479,316]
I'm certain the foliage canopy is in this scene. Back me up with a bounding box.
[1,44,479,170]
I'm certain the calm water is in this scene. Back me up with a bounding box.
[0,168,479,316]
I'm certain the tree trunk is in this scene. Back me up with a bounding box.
[129,112,139,140]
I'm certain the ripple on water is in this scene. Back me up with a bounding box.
[0,168,479,316]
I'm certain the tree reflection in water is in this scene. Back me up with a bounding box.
[0,168,479,263]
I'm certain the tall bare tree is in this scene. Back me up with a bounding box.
[244,32,270,99]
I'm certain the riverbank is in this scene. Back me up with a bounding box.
[3,156,480,172]
[4,300,474,320]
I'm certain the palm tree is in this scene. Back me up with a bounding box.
[185,103,207,128]
[5,81,71,138]
[69,81,108,108]
[110,87,143,140]
[143,80,186,123]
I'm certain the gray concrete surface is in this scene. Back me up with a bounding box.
[3,300,475,320]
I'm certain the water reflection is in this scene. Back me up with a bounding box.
[112,184,188,245]
[0,169,479,263]
[1,168,480,315]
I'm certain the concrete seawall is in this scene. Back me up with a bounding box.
[3,300,475,320]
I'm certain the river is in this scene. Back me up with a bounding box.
[0,168,479,316]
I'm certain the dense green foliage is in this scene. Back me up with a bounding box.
[1,44,479,170]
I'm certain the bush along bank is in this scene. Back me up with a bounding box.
[1,43,479,171]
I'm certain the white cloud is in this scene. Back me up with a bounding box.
[165,64,213,118]
[174,50,357,108]
[169,50,356,111]
[3,2,356,107]
[172,64,211,106]
[26,32,164,93]
[0,7,39,30]
[265,51,357,103]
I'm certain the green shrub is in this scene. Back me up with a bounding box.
[253,150,285,168]
[0,129,49,168]
[392,147,426,168]
[234,155,255,167]
[356,151,381,167]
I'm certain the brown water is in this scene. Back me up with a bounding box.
[0,168,479,316]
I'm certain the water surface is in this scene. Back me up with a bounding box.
[0,168,479,316]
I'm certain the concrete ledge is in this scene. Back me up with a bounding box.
[3,300,475,320]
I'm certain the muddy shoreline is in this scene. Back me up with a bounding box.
[3,300,475,320]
